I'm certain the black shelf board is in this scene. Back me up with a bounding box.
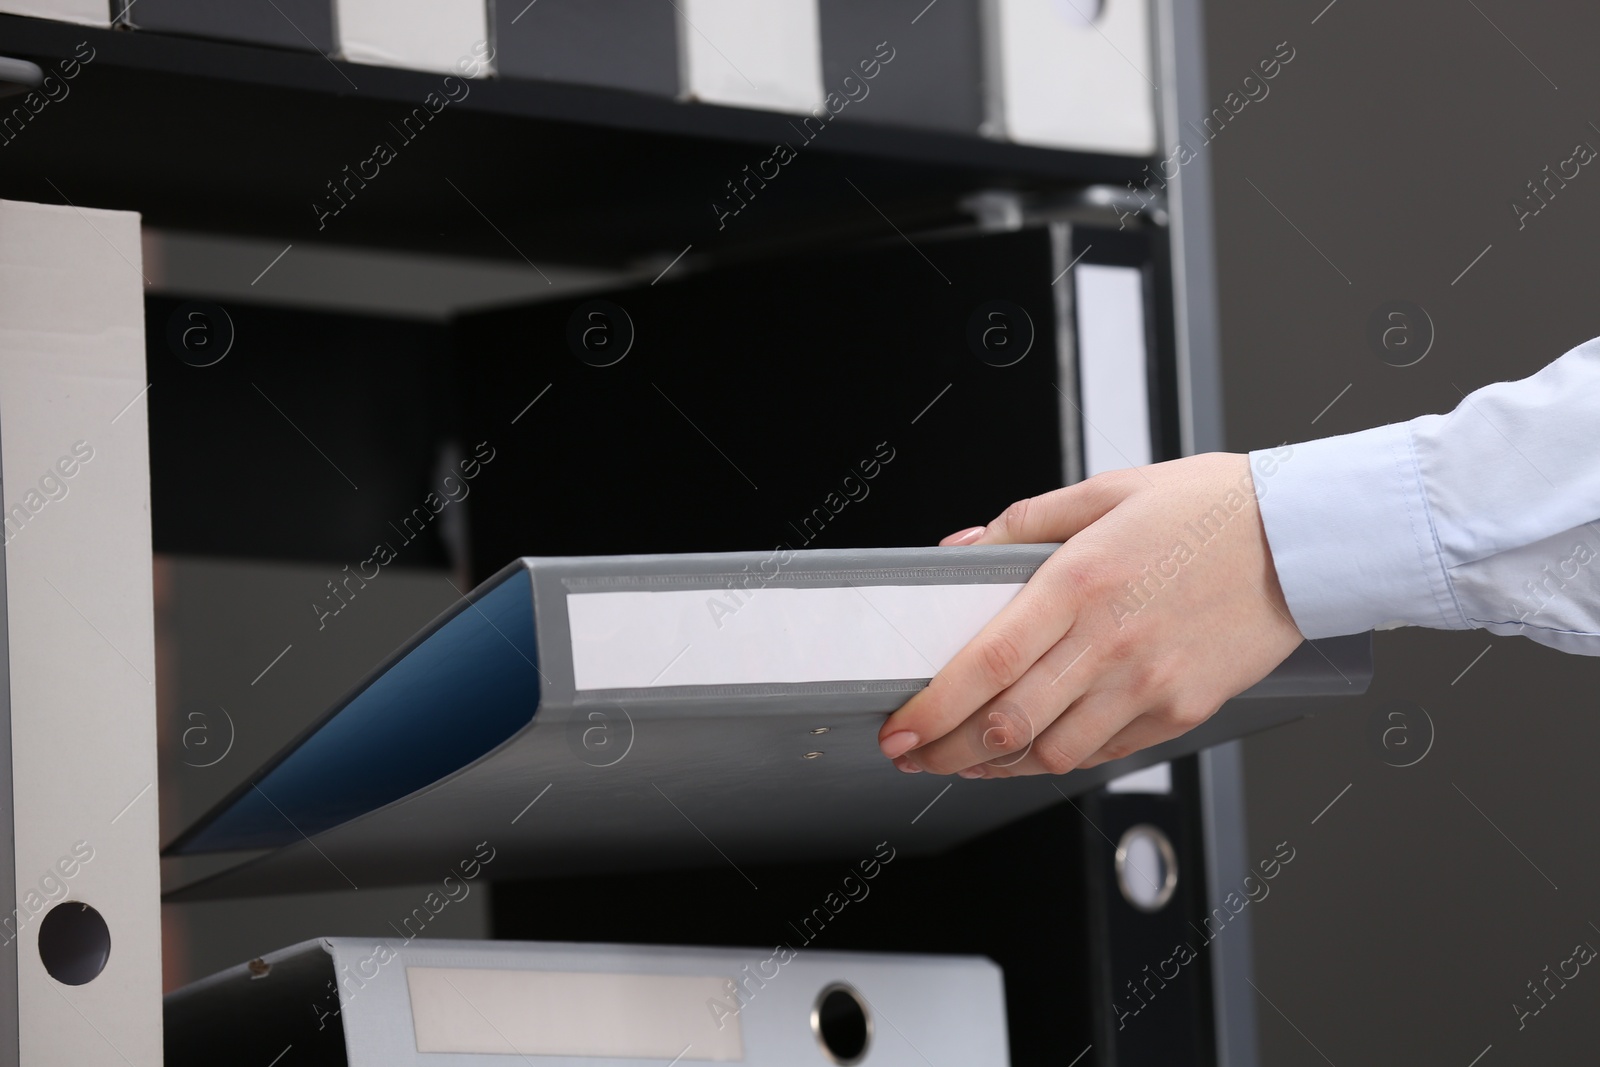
[0,16,1148,266]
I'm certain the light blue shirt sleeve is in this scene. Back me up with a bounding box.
[1249,337,1600,655]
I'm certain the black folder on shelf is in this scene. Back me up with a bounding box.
[817,0,989,135]
[491,0,681,97]
[116,0,336,53]
[163,545,1370,901]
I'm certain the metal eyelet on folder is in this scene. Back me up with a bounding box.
[1114,824,1179,913]
[812,982,872,1066]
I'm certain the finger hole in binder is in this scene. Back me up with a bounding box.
[38,901,111,986]
[812,982,872,1065]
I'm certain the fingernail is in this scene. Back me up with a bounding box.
[957,767,985,780]
[894,757,922,774]
[879,731,919,759]
[941,526,986,547]
[934,527,985,547]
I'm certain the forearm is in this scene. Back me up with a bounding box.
[1253,338,1600,653]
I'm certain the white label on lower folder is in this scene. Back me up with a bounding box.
[567,582,1025,691]
[406,967,742,1060]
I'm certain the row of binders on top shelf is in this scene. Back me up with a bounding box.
[1,0,1158,155]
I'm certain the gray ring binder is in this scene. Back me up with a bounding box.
[164,545,1370,901]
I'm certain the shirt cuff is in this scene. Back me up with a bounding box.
[1249,424,1462,639]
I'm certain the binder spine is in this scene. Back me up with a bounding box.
[525,546,1054,718]
[0,200,161,1065]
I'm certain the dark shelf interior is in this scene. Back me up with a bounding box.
[0,15,1146,267]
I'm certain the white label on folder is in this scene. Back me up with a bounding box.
[335,0,490,74]
[406,967,742,1060]
[567,582,1025,691]
[992,0,1157,154]
[0,0,108,25]
[1076,262,1152,477]
[678,0,823,113]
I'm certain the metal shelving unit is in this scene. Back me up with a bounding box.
[0,3,1279,1064]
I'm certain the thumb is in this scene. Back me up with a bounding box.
[969,476,1133,545]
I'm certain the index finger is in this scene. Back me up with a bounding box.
[878,479,1131,761]
[876,547,1091,759]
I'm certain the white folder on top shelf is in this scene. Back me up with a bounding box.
[983,0,1158,155]
[677,0,824,113]
[334,0,490,75]
[0,0,108,25]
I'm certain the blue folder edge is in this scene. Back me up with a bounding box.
[165,566,540,854]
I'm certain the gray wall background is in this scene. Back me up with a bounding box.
[1200,2,1600,1063]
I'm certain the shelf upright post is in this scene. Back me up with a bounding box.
[1153,2,1264,1065]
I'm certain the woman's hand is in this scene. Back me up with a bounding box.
[877,452,1305,777]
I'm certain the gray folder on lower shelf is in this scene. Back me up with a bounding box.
[162,545,1371,901]
[165,936,1010,1066]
